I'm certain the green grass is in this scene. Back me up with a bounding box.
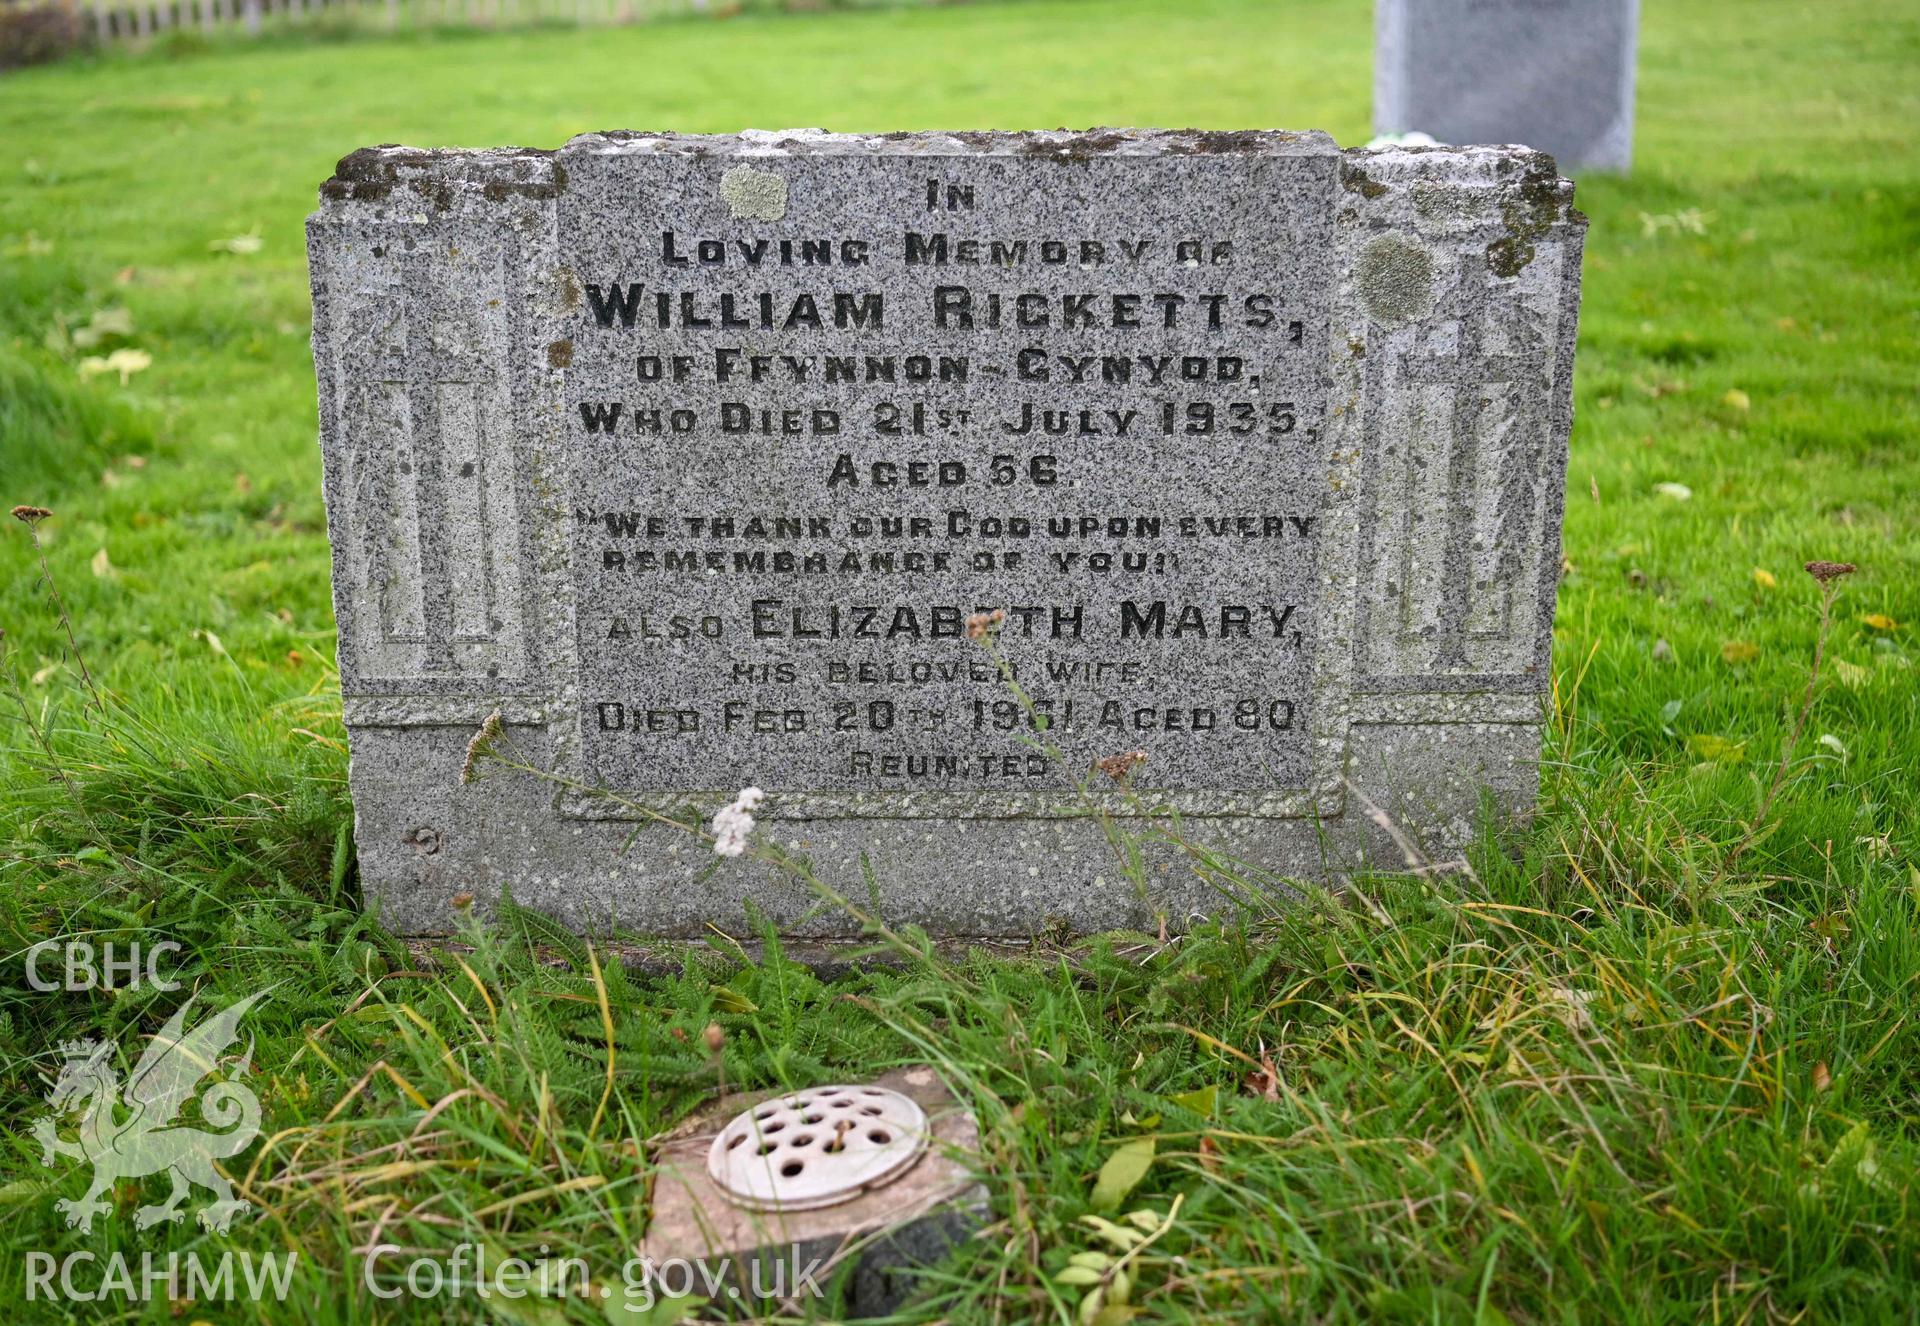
[2,0,1918,1320]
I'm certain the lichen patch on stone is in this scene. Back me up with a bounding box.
[1486,160,1566,277]
[1342,164,1389,199]
[720,166,788,221]
[1355,233,1436,325]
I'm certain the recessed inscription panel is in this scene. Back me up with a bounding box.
[558,146,1336,803]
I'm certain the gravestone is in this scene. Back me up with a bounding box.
[1375,0,1639,172]
[307,130,1585,937]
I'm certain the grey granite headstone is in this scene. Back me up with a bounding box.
[307,130,1585,938]
[1376,0,1639,172]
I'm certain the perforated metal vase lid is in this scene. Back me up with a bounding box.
[705,1084,931,1212]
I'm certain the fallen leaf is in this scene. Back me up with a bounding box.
[1687,734,1746,763]
[1167,1084,1217,1117]
[70,306,134,349]
[1861,614,1898,631]
[208,231,264,254]
[1652,638,1673,662]
[1832,658,1869,689]
[1655,482,1693,501]
[90,547,116,579]
[1197,1134,1221,1173]
[80,347,152,384]
[1242,1054,1282,1101]
[1090,1136,1155,1212]
[1812,1062,1831,1093]
[1753,568,1776,589]
[1079,1214,1146,1250]
[708,984,758,1014]
[1547,984,1596,1031]
[1722,388,1751,413]
[1720,640,1760,665]
[1639,209,1714,238]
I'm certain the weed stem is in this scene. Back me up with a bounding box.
[1727,568,1846,869]
[15,511,106,712]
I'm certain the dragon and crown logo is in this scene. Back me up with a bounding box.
[33,990,271,1234]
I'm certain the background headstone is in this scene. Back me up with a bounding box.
[1376,0,1640,172]
[307,130,1586,937]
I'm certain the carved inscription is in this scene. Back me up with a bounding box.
[325,231,534,691]
[1356,251,1568,689]
[557,153,1335,796]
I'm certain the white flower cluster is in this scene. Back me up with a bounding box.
[711,787,766,858]
[1362,130,1440,150]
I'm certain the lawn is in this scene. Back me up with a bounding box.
[2,0,1918,1320]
